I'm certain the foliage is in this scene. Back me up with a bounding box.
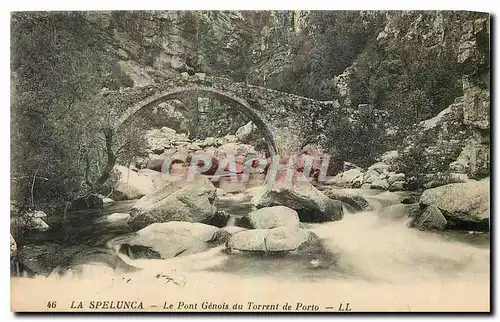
[11,12,141,213]
[273,11,385,100]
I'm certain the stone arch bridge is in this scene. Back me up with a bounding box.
[98,74,339,156]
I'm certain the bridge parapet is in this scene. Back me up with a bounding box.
[98,74,341,155]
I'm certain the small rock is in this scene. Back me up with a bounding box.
[203,210,230,228]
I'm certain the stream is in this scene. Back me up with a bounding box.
[11,188,490,311]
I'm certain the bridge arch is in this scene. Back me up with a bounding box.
[115,87,278,156]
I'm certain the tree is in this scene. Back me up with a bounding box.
[11,12,142,213]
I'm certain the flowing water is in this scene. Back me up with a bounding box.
[11,188,490,312]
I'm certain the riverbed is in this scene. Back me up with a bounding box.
[11,189,490,312]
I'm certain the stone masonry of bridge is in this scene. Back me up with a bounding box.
[98,73,340,156]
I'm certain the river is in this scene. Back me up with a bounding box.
[11,188,490,312]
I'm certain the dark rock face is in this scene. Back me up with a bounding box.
[226,226,321,253]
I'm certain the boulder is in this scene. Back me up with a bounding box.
[387,173,405,185]
[116,222,230,259]
[16,243,130,277]
[326,169,363,187]
[449,139,490,177]
[419,179,489,230]
[324,189,369,211]
[370,179,389,190]
[203,210,230,228]
[379,172,389,180]
[113,165,157,200]
[422,172,470,189]
[253,181,343,222]
[226,226,320,253]
[363,169,380,184]
[127,175,217,230]
[388,181,406,192]
[409,205,447,231]
[235,206,300,229]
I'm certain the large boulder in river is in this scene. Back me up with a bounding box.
[127,175,217,230]
[226,226,320,253]
[419,178,489,230]
[116,222,230,259]
[235,206,300,229]
[253,181,343,222]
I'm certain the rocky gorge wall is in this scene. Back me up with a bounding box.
[87,10,490,185]
[329,11,490,185]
